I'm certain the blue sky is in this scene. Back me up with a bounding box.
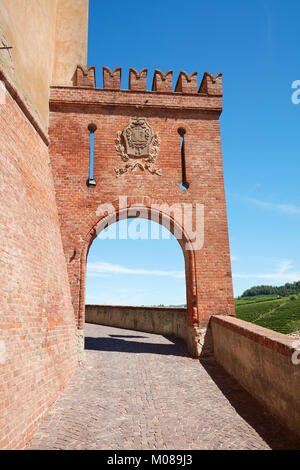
[86,0,300,304]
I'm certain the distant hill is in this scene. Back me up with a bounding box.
[235,294,300,334]
[154,304,187,308]
[241,281,300,298]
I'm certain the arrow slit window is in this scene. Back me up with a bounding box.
[87,123,97,187]
[178,127,189,190]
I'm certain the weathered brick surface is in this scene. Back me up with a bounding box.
[28,324,300,450]
[199,72,223,96]
[102,66,122,90]
[0,83,78,450]
[73,66,96,88]
[49,70,234,355]
[129,68,148,91]
[175,71,198,93]
[152,70,173,92]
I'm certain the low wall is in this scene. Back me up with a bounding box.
[85,305,187,341]
[211,315,300,439]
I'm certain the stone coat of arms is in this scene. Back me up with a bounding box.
[114,118,162,176]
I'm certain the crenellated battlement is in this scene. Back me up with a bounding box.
[175,71,198,93]
[129,68,148,91]
[72,65,223,97]
[152,69,173,92]
[73,65,96,88]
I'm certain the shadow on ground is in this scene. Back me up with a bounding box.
[85,333,300,450]
[200,357,300,450]
[85,334,188,357]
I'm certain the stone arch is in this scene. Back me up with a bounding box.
[49,71,235,359]
[76,196,201,356]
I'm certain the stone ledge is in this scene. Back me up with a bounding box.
[86,303,187,312]
[49,86,223,115]
[211,315,297,357]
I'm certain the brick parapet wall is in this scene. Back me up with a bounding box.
[212,315,297,357]
[211,315,300,438]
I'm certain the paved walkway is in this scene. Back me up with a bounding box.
[29,323,300,450]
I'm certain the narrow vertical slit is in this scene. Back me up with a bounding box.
[87,123,97,187]
[178,127,189,190]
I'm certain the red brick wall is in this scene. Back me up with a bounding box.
[0,82,78,449]
[49,69,235,356]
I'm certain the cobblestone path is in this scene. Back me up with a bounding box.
[29,323,300,450]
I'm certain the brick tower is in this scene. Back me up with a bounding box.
[49,66,234,357]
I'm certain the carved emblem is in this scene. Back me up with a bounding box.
[115,118,162,176]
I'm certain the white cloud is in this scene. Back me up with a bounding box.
[233,259,300,282]
[250,199,300,215]
[85,287,160,306]
[86,272,112,278]
[231,255,239,262]
[87,261,185,279]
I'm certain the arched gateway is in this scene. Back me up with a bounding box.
[49,66,234,357]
